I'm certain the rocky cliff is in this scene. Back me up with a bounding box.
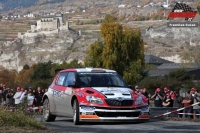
[0,20,199,72]
[0,30,97,72]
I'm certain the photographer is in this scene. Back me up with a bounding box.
[151,88,164,107]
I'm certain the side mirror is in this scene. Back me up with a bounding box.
[128,85,133,89]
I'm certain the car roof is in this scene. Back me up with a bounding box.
[60,68,116,73]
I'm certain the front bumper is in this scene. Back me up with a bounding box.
[79,105,150,122]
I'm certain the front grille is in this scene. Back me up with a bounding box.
[95,111,140,117]
[105,99,133,106]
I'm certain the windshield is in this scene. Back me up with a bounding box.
[76,72,128,88]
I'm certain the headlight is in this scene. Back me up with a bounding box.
[86,96,104,104]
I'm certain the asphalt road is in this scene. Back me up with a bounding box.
[36,116,200,133]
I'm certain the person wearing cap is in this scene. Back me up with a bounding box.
[163,87,170,100]
[135,85,140,94]
[151,88,164,107]
[191,88,200,119]
[182,90,193,119]
[162,93,173,107]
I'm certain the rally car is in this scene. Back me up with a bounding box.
[42,68,149,125]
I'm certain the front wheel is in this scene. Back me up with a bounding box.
[73,99,80,125]
[43,98,56,122]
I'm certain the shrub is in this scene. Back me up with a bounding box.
[0,106,45,129]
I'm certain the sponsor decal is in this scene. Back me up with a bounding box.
[80,115,99,119]
[135,96,143,105]
[140,106,149,111]
[76,92,84,97]
[65,87,72,95]
[52,89,63,99]
[80,106,95,111]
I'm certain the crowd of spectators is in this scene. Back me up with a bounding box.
[149,86,200,119]
[133,85,200,119]
[0,83,47,110]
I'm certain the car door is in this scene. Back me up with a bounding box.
[53,72,68,115]
[62,72,76,116]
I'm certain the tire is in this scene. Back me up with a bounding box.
[73,99,80,125]
[43,98,56,122]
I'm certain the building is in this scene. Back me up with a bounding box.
[145,55,173,66]
[148,63,200,81]
[31,13,66,32]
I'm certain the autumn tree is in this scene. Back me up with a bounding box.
[85,14,145,86]
[0,69,16,88]
[14,64,36,89]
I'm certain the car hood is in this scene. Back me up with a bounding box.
[91,87,132,99]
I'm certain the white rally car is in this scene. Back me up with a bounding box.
[42,68,150,125]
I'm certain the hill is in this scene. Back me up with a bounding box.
[0,0,65,11]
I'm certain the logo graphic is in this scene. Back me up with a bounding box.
[117,97,123,101]
[167,2,198,21]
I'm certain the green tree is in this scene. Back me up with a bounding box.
[30,62,53,89]
[85,14,145,86]
[197,6,200,15]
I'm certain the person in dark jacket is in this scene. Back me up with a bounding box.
[162,93,173,107]
[34,87,44,107]
[151,88,164,107]
[7,89,15,107]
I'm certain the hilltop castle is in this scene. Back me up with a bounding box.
[30,13,69,32]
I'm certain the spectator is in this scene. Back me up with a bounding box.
[163,87,170,100]
[135,85,140,94]
[5,88,11,105]
[45,89,48,93]
[151,88,164,107]
[170,91,176,100]
[13,87,23,108]
[35,87,44,107]
[0,83,3,90]
[28,87,32,92]
[141,88,149,105]
[182,90,193,118]
[27,91,35,107]
[173,91,183,118]
[162,93,173,107]
[191,88,200,119]
[173,91,183,108]
[0,90,4,105]
[20,88,28,102]
[7,89,15,107]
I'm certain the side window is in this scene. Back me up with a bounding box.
[64,72,76,86]
[56,72,68,86]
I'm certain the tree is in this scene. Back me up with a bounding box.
[85,14,145,86]
[0,69,16,88]
[15,65,35,88]
[31,62,53,89]
[197,6,200,15]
